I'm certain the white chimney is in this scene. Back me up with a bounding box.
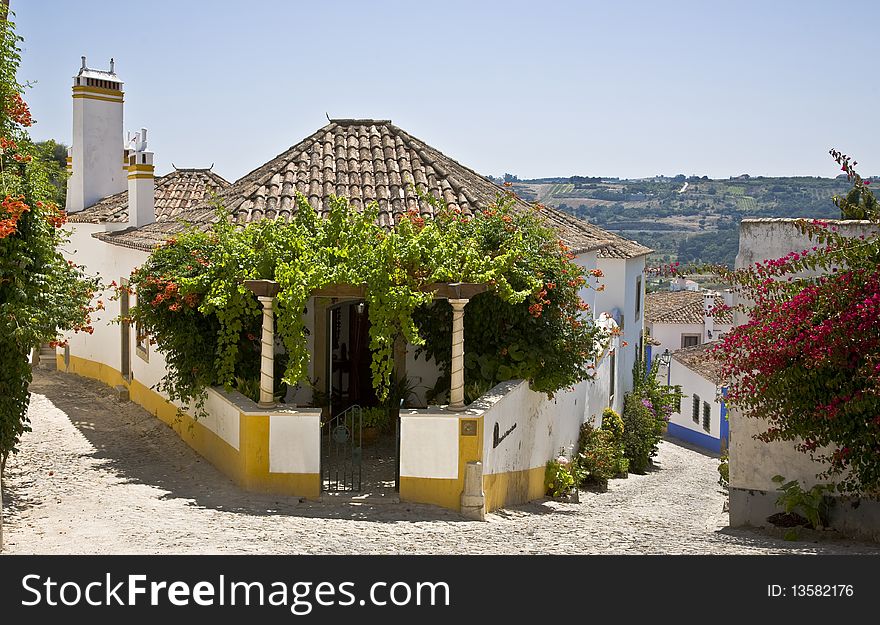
[703,291,715,342]
[66,56,125,213]
[127,128,155,228]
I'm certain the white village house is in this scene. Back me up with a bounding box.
[644,289,733,361]
[666,341,728,454]
[55,58,649,516]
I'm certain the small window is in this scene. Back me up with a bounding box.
[635,276,642,318]
[681,334,700,348]
[692,395,700,423]
[702,401,711,431]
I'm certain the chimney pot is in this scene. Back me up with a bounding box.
[81,56,87,70]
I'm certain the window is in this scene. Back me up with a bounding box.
[635,276,642,318]
[681,334,700,348]
[692,395,700,423]
[702,402,711,431]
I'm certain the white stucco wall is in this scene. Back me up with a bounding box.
[479,379,588,476]
[594,256,646,404]
[398,415,460,479]
[668,360,722,440]
[68,90,126,213]
[405,347,442,408]
[731,219,880,492]
[268,413,321,473]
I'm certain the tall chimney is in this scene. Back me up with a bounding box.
[703,291,715,342]
[127,128,155,228]
[66,56,125,213]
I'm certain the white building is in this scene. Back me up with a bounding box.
[645,289,733,361]
[57,57,648,515]
[667,341,727,454]
[591,238,652,415]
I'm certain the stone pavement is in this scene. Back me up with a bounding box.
[2,370,880,555]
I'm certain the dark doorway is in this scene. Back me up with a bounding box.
[323,300,397,497]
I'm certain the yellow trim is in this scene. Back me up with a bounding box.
[73,93,124,103]
[128,164,154,173]
[59,354,321,500]
[483,466,546,512]
[66,157,72,163]
[399,476,467,511]
[72,85,124,97]
[127,173,155,180]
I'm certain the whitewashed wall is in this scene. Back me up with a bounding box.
[405,347,442,408]
[479,379,588,477]
[649,321,704,356]
[731,219,880,493]
[668,360,722,440]
[399,414,460,479]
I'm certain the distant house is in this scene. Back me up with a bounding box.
[645,289,733,359]
[667,341,728,454]
[669,276,699,291]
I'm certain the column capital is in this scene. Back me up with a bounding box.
[448,298,469,310]
[257,295,275,307]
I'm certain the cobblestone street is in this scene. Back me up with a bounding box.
[3,370,880,555]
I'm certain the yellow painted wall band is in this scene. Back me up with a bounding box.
[128,164,154,173]
[58,354,321,500]
[73,94,124,103]
[73,85,124,97]
[127,173,155,180]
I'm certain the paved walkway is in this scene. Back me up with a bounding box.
[3,370,880,555]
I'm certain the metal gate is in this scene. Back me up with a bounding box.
[322,404,362,492]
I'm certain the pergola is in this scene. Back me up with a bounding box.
[244,280,488,411]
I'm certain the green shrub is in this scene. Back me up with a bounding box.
[718,455,729,489]
[576,422,618,488]
[622,394,662,474]
[545,456,576,498]
[600,407,627,476]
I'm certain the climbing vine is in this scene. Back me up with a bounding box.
[712,150,880,495]
[127,191,606,410]
[0,14,98,472]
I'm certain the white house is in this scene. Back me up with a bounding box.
[645,289,733,361]
[591,237,652,415]
[667,341,727,454]
[56,57,647,515]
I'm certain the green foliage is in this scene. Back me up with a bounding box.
[718,455,729,489]
[0,16,97,470]
[771,475,834,531]
[128,192,605,413]
[544,455,576,498]
[621,357,682,473]
[713,152,880,495]
[575,422,618,488]
[601,407,628,476]
[622,395,659,474]
[361,406,388,430]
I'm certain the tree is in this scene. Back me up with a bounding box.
[1,11,98,550]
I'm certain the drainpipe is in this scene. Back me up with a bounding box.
[448,298,468,410]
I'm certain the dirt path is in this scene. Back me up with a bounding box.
[3,370,880,555]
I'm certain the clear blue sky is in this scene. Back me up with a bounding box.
[11,0,880,182]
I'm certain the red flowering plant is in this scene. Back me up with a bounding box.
[1,14,98,474]
[712,150,880,495]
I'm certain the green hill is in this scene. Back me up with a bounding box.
[506,175,858,267]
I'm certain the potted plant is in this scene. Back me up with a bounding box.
[361,407,388,445]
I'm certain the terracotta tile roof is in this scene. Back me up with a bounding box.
[596,233,652,259]
[94,120,615,253]
[645,290,733,324]
[672,341,726,384]
[70,168,231,224]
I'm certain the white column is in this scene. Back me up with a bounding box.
[448,298,468,411]
[258,296,275,407]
